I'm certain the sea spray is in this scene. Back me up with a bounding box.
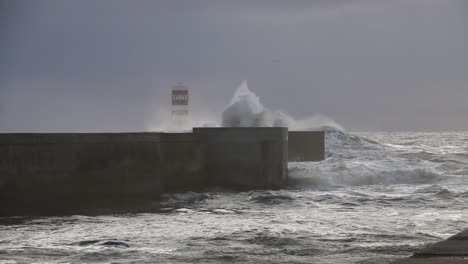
[288,129,445,187]
[146,107,219,132]
[222,81,344,131]
[222,81,267,127]
[148,80,344,132]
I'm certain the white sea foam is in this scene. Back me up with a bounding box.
[222,80,344,131]
[288,129,448,187]
[289,160,441,187]
[222,81,267,127]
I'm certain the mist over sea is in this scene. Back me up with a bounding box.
[1,83,467,264]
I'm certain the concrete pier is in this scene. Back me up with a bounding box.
[0,133,163,215]
[159,132,205,192]
[0,127,324,215]
[194,127,288,189]
[392,229,468,264]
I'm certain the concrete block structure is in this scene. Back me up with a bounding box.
[288,131,325,162]
[159,133,205,191]
[0,127,326,215]
[392,229,468,264]
[194,127,288,189]
[0,133,163,215]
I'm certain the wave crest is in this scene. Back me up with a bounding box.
[222,81,344,131]
[289,163,441,187]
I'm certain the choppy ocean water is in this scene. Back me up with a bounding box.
[1,130,467,264]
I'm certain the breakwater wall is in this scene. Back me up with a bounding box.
[392,229,468,264]
[0,133,163,215]
[194,128,288,189]
[0,128,324,215]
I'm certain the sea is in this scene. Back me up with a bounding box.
[1,129,467,264]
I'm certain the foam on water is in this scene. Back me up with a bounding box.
[289,162,441,187]
[288,129,449,187]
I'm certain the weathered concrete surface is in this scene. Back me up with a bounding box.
[194,127,288,189]
[288,131,325,162]
[413,229,468,257]
[414,240,468,257]
[0,128,294,215]
[159,133,205,192]
[392,229,468,264]
[0,133,162,216]
[451,230,468,239]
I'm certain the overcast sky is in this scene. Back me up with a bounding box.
[1,0,467,132]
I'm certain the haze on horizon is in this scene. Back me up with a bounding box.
[1,0,467,132]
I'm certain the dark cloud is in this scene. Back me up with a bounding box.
[1,0,467,132]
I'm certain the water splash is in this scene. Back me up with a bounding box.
[222,80,267,127]
[222,81,344,131]
[146,107,219,132]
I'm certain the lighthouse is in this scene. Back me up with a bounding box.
[171,83,189,127]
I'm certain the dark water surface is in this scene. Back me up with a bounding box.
[1,131,467,264]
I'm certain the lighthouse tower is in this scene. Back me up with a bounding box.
[171,83,189,127]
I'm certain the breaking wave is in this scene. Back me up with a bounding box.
[148,80,463,188]
[222,81,344,131]
[288,128,446,187]
[220,81,453,188]
[289,165,441,187]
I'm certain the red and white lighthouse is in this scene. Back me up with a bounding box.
[171,83,189,126]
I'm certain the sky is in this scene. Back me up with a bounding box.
[1,0,467,132]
